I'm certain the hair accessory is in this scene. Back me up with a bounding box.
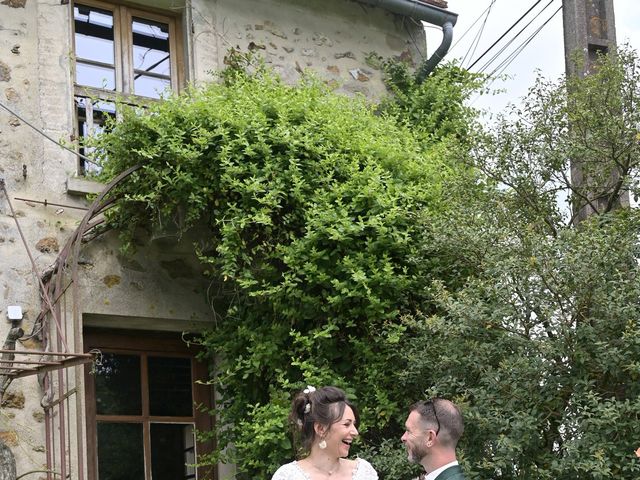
[319,439,327,449]
[303,385,316,394]
[297,419,303,427]
[304,402,311,414]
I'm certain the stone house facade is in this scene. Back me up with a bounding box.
[0,0,455,478]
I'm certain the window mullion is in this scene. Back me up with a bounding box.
[143,421,152,480]
[85,99,94,133]
[168,18,180,93]
[116,6,130,94]
[141,353,152,480]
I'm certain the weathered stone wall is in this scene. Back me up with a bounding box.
[0,0,427,478]
[1,1,65,476]
[0,438,16,480]
[78,229,213,327]
[191,0,425,98]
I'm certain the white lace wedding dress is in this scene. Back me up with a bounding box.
[272,458,378,480]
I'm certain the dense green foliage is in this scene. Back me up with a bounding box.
[381,59,483,142]
[400,47,640,479]
[93,46,640,480]
[404,195,640,479]
[94,62,476,478]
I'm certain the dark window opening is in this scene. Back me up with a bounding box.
[84,329,213,480]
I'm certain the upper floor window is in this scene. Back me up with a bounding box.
[73,1,180,99]
[72,1,183,174]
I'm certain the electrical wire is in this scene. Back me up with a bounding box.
[461,0,497,68]
[405,16,427,61]
[476,0,556,74]
[448,0,496,56]
[0,100,100,167]
[467,4,562,106]
[488,5,562,79]
[467,0,549,71]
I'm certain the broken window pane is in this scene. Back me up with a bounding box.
[75,97,115,175]
[74,5,116,90]
[132,17,171,98]
[73,4,180,175]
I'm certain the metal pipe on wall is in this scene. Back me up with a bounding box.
[356,0,458,79]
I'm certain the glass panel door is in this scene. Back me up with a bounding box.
[94,353,142,415]
[150,423,196,480]
[97,423,145,480]
[148,356,193,417]
[85,329,213,480]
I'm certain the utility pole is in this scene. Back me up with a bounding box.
[562,0,628,221]
[562,0,616,77]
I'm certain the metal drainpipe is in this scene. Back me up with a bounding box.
[355,0,458,81]
[416,20,454,82]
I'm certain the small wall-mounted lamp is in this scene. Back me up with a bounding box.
[7,305,23,321]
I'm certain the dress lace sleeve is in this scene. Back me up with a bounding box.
[354,458,379,480]
[272,459,377,480]
[271,462,307,480]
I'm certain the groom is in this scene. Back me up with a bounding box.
[401,398,466,480]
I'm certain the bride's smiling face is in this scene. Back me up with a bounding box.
[323,405,359,457]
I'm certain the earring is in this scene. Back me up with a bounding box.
[319,439,327,449]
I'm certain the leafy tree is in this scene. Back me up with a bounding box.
[92,44,640,480]
[400,46,640,479]
[92,59,479,478]
[380,59,483,143]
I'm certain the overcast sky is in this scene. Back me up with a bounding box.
[427,0,640,116]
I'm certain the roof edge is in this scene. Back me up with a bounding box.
[354,0,458,27]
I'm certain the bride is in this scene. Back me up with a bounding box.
[271,385,378,480]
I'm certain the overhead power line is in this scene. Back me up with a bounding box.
[488,5,563,79]
[448,1,495,56]
[467,0,549,71]
[467,5,562,107]
[461,0,497,68]
[476,0,557,74]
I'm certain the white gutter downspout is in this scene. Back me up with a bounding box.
[355,0,458,82]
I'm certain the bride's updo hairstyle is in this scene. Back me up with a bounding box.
[289,385,359,454]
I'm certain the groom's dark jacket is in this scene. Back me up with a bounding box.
[434,465,465,480]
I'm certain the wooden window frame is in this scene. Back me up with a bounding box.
[72,0,184,98]
[71,0,185,174]
[84,328,215,480]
